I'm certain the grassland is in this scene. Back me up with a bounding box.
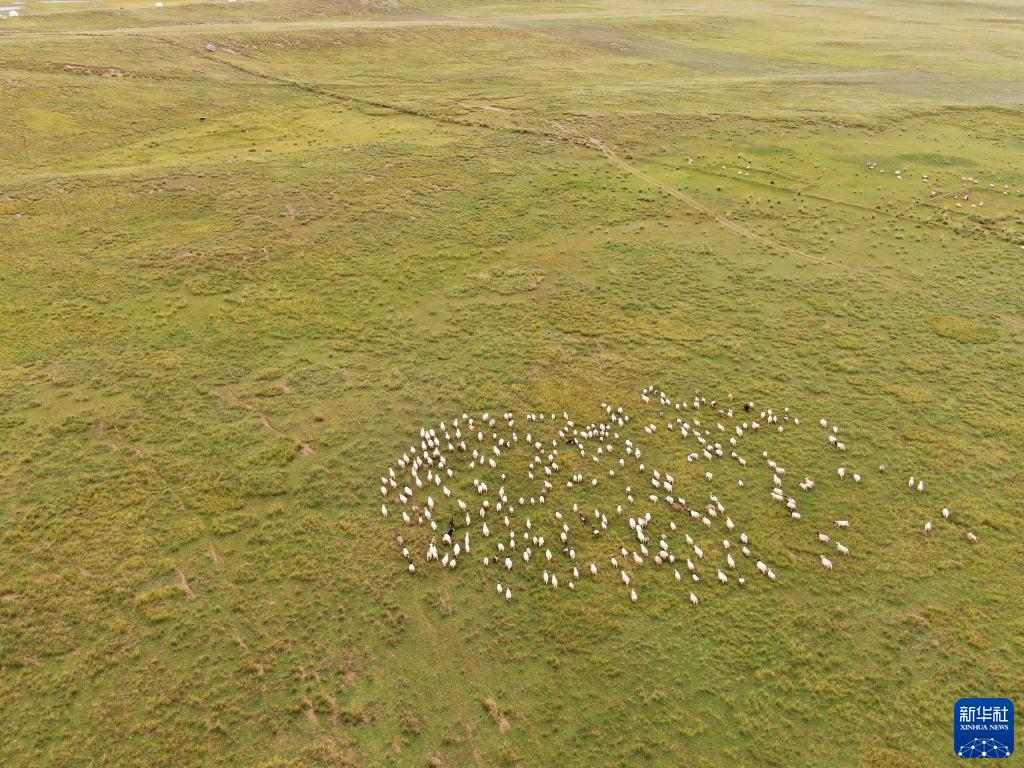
[1,0,1023,765]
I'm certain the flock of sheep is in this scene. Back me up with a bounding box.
[379,387,974,607]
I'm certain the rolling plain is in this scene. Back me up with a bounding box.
[1,0,1023,765]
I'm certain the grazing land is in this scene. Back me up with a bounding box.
[1,0,1023,766]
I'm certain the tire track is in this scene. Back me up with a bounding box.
[588,137,1024,329]
[407,593,484,767]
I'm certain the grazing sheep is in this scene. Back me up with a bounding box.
[384,387,971,613]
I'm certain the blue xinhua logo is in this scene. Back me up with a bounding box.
[955,698,1014,759]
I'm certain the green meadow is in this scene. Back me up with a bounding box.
[1,0,1023,765]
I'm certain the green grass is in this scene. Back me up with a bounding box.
[1,0,1023,765]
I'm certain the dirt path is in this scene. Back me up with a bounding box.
[217,387,314,455]
[175,566,196,599]
[406,591,484,766]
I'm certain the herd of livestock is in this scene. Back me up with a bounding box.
[379,387,974,606]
